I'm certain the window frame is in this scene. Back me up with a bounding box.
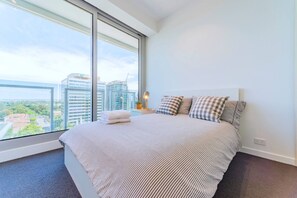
[67,0,146,122]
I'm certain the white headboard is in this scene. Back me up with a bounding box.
[164,88,240,100]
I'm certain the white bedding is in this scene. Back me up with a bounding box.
[60,114,240,198]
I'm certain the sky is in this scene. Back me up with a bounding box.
[0,1,138,100]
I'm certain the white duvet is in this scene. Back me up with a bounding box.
[60,114,240,198]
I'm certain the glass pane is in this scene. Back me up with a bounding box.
[0,86,52,139]
[97,19,139,118]
[0,0,92,140]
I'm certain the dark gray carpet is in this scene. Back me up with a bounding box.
[1,149,297,198]
[0,149,81,198]
[215,152,297,198]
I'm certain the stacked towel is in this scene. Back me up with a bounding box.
[100,110,131,124]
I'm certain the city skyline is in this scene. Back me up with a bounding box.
[0,74,138,101]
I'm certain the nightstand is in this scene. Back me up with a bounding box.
[131,109,155,116]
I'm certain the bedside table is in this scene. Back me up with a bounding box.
[131,109,155,116]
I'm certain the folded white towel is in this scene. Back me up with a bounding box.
[101,110,131,121]
[100,118,131,125]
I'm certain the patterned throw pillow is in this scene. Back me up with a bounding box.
[156,96,183,116]
[189,96,228,122]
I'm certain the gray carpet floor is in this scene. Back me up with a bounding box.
[1,149,297,198]
[0,149,81,198]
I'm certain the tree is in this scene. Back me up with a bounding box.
[9,104,35,115]
[0,103,6,111]
[27,103,50,116]
[54,115,63,130]
[19,123,43,136]
[30,117,37,122]
[0,111,6,121]
[4,109,12,116]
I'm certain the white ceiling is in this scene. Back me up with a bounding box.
[109,0,195,22]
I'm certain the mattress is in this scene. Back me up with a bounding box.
[59,114,240,198]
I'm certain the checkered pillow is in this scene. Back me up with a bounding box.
[189,96,228,122]
[156,96,183,116]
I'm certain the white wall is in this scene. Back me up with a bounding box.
[146,0,295,164]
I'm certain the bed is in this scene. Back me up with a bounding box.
[60,89,242,198]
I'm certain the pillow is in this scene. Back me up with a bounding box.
[178,98,192,114]
[156,96,183,116]
[189,96,228,122]
[220,101,246,131]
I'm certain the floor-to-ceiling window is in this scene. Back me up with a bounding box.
[0,0,144,141]
[97,18,140,118]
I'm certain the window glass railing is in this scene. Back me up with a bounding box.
[0,84,53,140]
[0,82,137,140]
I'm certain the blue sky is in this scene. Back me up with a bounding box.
[0,1,138,100]
[0,3,90,54]
[0,2,135,58]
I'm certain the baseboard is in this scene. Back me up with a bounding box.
[0,140,63,163]
[240,146,296,166]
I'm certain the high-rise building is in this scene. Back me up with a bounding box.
[61,73,106,128]
[127,90,137,110]
[97,82,106,118]
[106,81,136,111]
